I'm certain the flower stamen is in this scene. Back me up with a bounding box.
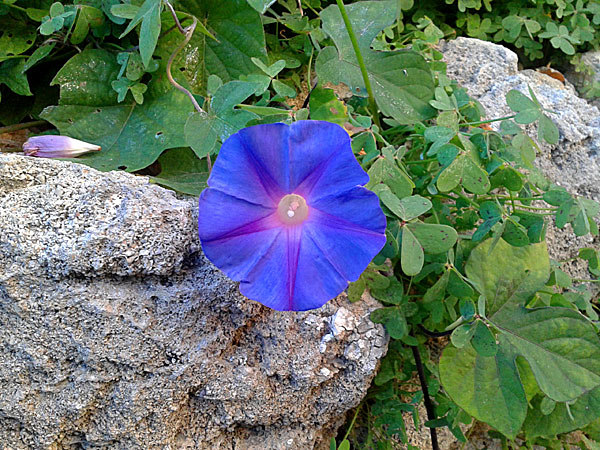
[278,194,308,225]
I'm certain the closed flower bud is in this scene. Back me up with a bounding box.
[23,136,101,158]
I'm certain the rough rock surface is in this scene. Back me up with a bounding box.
[0,154,388,450]
[440,36,600,288]
[565,49,600,109]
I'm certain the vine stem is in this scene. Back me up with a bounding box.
[335,0,381,129]
[165,17,203,114]
[163,0,212,172]
[342,404,361,441]
[0,120,47,135]
[411,344,440,450]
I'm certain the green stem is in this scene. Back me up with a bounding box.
[0,120,48,135]
[335,0,380,128]
[3,1,27,12]
[342,404,361,441]
[513,209,556,216]
[306,48,313,97]
[514,205,557,211]
[462,114,517,126]
[0,55,27,61]
[405,157,437,165]
[573,278,600,284]
[479,195,543,201]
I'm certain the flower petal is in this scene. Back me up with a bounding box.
[207,123,290,206]
[288,121,369,201]
[240,226,348,311]
[306,187,387,281]
[198,189,282,280]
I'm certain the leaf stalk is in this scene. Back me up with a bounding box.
[335,0,380,129]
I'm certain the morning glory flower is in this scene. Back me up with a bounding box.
[23,135,101,158]
[198,120,386,311]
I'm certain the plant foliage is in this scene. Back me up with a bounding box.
[1,0,600,448]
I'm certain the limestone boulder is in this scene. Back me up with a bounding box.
[0,154,387,450]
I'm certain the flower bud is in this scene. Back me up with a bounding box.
[23,136,101,158]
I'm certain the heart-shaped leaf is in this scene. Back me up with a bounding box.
[40,49,195,172]
[441,239,600,439]
[316,0,435,123]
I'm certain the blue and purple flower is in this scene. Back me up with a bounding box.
[198,120,386,311]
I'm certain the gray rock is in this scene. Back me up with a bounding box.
[440,37,600,287]
[0,154,387,449]
[439,37,519,98]
[565,50,600,109]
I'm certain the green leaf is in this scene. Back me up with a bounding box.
[366,157,414,199]
[119,0,161,68]
[523,386,600,439]
[473,201,502,242]
[407,223,458,254]
[502,218,530,247]
[238,105,289,116]
[490,166,523,191]
[338,439,350,450]
[449,271,475,299]
[246,0,276,14]
[401,225,424,276]
[441,342,527,439]
[50,1,64,17]
[397,195,432,220]
[371,307,407,339]
[443,239,600,437]
[185,112,219,159]
[0,59,32,96]
[555,199,578,228]
[40,49,195,172]
[110,3,140,19]
[316,0,435,123]
[71,5,104,45]
[373,185,427,221]
[459,298,475,320]
[26,8,49,22]
[437,154,490,194]
[539,396,556,416]
[251,57,285,78]
[23,43,56,72]
[330,437,336,450]
[506,89,537,112]
[272,79,296,98]
[371,278,404,305]
[471,320,497,357]
[0,18,37,61]
[436,143,459,166]
[543,187,571,206]
[150,147,209,195]
[468,240,600,401]
[451,323,475,348]
[538,114,559,145]
[175,0,267,93]
[424,270,449,303]
[185,80,258,158]
[506,89,542,124]
[309,87,348,125]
